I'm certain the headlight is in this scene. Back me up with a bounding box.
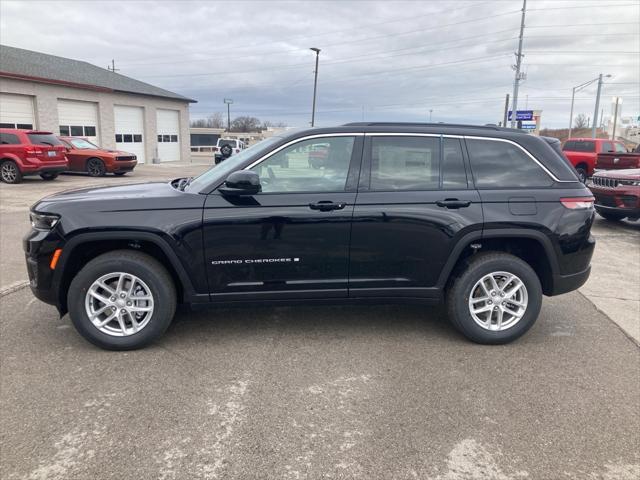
[30,212,60,230]
[619,180,640,186]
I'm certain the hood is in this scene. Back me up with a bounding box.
[594,168,640,180]
[33,181,178,210]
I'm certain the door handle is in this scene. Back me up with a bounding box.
[309,201,346,211]
[436,199,471,209]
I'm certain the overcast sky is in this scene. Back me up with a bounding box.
[1,0,638,128]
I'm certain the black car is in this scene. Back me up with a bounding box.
[24,123,595,350]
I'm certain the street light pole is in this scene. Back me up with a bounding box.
[568,75,611,139]
[224,98,233,131]
[568,86,577,139]
[310,48,321,127]
[510,0,527,128]
[429,109,433,122]
[592,74,604,138]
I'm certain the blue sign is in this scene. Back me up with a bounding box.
[508,110,534,121]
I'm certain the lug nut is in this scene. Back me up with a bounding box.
[491,292,496,296]
[500,292,505,297]
[121,309,126,314]
[110,296,116,301]
[488,300,492,305]
[120,293,126,298]
[126,301,132,306]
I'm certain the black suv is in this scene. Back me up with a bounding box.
[24,123,595,350]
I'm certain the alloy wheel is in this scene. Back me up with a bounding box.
[84,272,154,336]
[1,162,17,183]
[87,159,105,176]
[468,271,528,331]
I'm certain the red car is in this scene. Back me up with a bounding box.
[0,128,68,184]
[588,168,640,221]
[58,137,137,177]
[562,138,627,182]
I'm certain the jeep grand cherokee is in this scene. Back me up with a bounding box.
[24,123,595,350]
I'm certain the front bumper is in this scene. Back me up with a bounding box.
[589,184,640,217]
[23,227,64,307]
[109,160,137,173]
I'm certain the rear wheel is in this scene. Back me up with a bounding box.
[68,250,176,350]
[447,253,542,344]
[595,209,626,222]
[40,172,59,181]
[1,160,22,184]
[86,157,106,177]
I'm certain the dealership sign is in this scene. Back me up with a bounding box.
[508,110,534,121]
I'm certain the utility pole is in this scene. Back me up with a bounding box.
[592,73,604,138]
[429,109,433,122]
[611,97,620,140]
[224,98,233,131]
[510,0,527,129]
[503,94,510,127]
[107,59,119,72]
[310,48,321,127]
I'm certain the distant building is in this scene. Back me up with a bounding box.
[0,44,196,163]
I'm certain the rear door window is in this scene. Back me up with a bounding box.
[467,139,553,188]
[369,136,440,191]
[602,142,614,153]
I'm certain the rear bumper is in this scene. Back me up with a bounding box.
[21,159,68,175]
[550,265,591,296]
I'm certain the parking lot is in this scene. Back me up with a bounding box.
[1,164,639,479]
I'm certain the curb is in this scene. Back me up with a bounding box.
[0,281,29,298]
[578,290,640,348]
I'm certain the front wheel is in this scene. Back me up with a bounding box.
[447,253,542,344]
[67,250,176,350]
[86,158,106,177]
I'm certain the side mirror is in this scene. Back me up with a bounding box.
[219,170,261,196]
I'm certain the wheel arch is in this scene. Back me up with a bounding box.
[54,231,199,314]
[438,230,559,296]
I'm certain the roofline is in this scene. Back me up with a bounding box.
[0,71,197,103]
[343,122,521,133]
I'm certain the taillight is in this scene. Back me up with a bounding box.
[25,146,43,155]
[560,197,595,209]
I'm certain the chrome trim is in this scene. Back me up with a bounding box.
[244,133,364,170]
[364,132,463,138]
[464,135,572,183]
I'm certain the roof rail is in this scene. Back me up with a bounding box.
[342,122,519,132]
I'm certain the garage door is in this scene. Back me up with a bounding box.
[57,99,99,144]
[156,109,180,162]
[0,93,35,129]
[114,105,146,163]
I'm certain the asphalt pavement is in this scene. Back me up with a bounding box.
[1,288,639,479]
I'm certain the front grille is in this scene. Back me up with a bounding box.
[116,155,136,161]
[592,176,620,188]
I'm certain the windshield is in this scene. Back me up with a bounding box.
[218,139,237,148]
[70,138,99,149]
[186,136,283,193]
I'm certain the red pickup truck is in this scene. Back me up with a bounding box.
[562,138,628,182]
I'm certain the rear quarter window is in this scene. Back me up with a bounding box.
[467,139,553,188]
[27,133,62,146]
[563,140,595,152]
[0,133,21,145]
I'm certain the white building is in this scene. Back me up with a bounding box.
[0,45,196,163]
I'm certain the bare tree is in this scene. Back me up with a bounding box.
[230,116,262,132]
[574,113,588,129]
[190,112,225,128]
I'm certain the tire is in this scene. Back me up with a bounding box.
[595,209,626,222]
[113,172,127,176]
[220,144,233,158]
[575,167,587,183]
[86,157,106,177]
[446,252,542,344]
[0,160,22,184]
[67,250,177,350]
[40,172,59,181]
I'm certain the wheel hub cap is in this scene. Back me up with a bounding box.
[468,271,528,331]
[84,272,154,336]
